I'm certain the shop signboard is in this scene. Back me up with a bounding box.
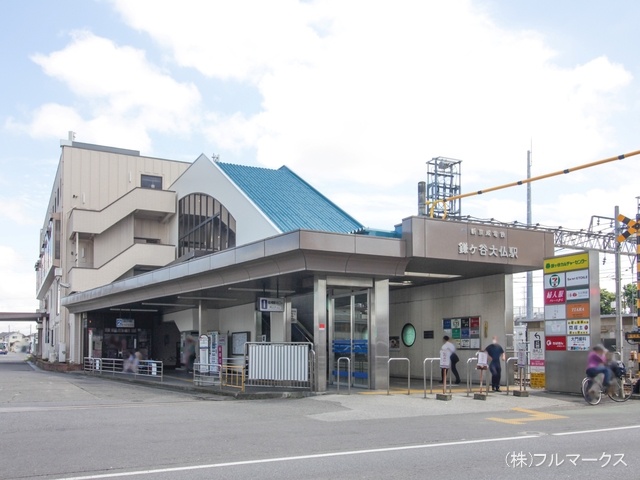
[544,304,566,320]
[567,319,589,335]
[566,302,589,319]
[566,288,590,301]
[543,250,599,393]
[544,288,566,304]
[545,320,566,336]
[567,335,590,351]
[544,272,565,289]
[566,269,589,287]
[545,336,566,351]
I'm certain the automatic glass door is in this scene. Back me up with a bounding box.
[330,291,370,388]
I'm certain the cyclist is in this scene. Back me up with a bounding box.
[585,344,612,394]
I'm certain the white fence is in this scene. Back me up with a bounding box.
[244,342,315,390]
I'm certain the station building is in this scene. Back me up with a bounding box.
[36,140,554,390]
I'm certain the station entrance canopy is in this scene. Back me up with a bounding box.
[62,216,555,317]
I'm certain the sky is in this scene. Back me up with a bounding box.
[2,0,640,334]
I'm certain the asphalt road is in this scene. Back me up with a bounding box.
[1,352,638,480]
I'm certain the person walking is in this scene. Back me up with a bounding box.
[484,336,505,392]
[441,335,460,384]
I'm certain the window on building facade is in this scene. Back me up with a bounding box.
[178,193,236,258]
[141,174,163,189]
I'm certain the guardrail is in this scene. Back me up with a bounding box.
[422,357,440,398]
[505,356,517,394]
[193,362,222,388]
[83,357,164,381]
[388,358,410,395]
[336,357,351,394]
[193,361,245,390]
[466,356,478,396]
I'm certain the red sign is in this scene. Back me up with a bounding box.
[545,336,566,351]
[544,288,566,305]
[530,359,545,367]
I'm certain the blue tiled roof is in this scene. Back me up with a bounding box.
[217,163,363,233]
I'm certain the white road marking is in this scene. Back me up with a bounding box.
[55,424,640,479]
[54,434,541,479]
[552,424,640,436]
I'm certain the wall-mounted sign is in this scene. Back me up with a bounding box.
[544,304,566,320]
[566,288,590,301]
[544,288,566,305]
[115,318,135,328]
[567,319,589,335]
[543,252,589,274]
[258,297,284,312]
[566,269,589,287]
[567,335,590,351]
[544,272,565,289]
[545,336,566,351]
[545,320,566,336]
[566,302,589,319]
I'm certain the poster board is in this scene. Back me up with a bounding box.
[442,316,481,349]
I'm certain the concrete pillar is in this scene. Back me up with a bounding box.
[314,276,327,392]
[371,279,390,390]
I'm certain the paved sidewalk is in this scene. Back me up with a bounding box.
[70,364,587,410]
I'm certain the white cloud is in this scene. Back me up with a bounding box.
[11,1,636,232]
[111,0,322,82]
[110,1,634,200]
[12,30,202,151]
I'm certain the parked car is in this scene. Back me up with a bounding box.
[0,342,8,354]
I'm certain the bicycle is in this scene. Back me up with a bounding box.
[581,362,634,405]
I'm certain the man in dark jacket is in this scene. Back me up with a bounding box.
[484,336,505,392]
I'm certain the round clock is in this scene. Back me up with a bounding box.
[401,323,416,347]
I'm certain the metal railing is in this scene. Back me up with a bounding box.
[83,357,164,381]
[193,362,222,387]
[244,342,315,391]
[193,360,246,390]
[422,357,440,398]
[388,358,410,395]
[505,356,518,394]
[336,357,351,395]
[466,356,478,396]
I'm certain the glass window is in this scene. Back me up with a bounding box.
[141,175,162,190]
[178,193,236,258]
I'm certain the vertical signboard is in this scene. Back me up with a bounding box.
[529,331,545,388]
[543,251,600,393]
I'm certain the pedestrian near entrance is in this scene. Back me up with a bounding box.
[441,335,460,384]
[484,336,505,392]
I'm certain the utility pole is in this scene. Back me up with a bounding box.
[615,206,623,359]
[526,150,533,320]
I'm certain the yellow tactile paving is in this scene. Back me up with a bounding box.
[486,407,567,425]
